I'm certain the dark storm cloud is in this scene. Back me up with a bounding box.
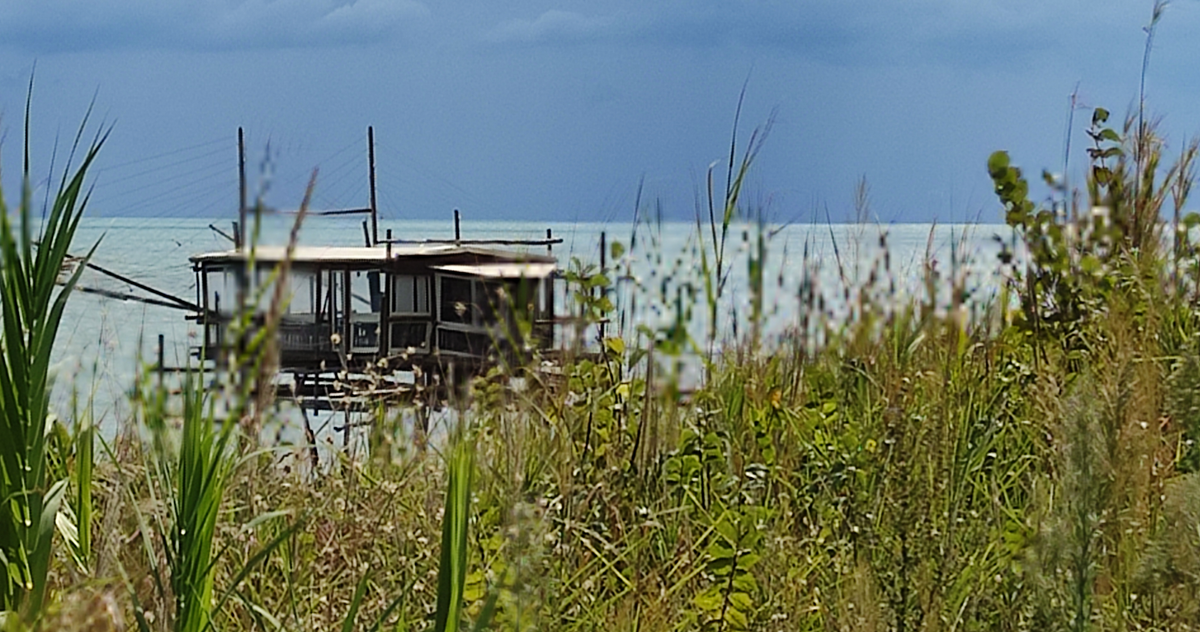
[0,0,430,53]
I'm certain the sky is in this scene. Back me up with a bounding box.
[0,0,1198,225]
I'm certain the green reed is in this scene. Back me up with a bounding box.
[0,84,104,624]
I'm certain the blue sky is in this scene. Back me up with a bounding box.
[1,0,1198,223]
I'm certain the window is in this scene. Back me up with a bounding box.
[285,270,317,315]
[481,279,542,324]
[351,270,382,314]
[437,328,491,354]
[391,322,430,351]
[205,267,238,314]
[391,275,431,315]
[436,275,543,328]
[440,276,473,325]
[351,320,378,349]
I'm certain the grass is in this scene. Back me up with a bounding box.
[13,84,1200,632]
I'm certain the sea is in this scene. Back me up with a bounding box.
[50,216,1016,441]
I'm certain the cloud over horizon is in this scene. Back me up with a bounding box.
[485,10,622,46]
[0,0,430,53]
[479,0,1151,69]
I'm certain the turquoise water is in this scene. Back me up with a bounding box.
[51,215,1015,434]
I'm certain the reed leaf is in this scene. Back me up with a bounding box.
[434,434,475,632]
[0,81,104,621]
[73,413,94,571]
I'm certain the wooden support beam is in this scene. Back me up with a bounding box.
[209,223,235,243]
[72,285,193,311]
[80,259,203,312]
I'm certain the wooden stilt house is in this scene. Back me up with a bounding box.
[190,242,558,375]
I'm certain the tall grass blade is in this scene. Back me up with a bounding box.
[433,435,474,632]
[364,592,408,632]
[341,572,370,632]
[73,413,94,571]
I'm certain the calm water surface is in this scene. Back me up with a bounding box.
[52,216,1016,436]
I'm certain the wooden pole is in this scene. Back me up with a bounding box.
[342,270,352,356]
[238,128,246,251]
[599,231,607,341]
[236,128,248,397]
[368,126,378,246]
[362,220,371,247]
[314,269,322,324]
[382,228,394,355]
[201,268,211,347]
[546,228,555,349]
[416,370,430,451]
[209,223,235,243]
[600,231,607,271]
[298,377,319,472]
[454,209,461,243]
[157,334,165,389]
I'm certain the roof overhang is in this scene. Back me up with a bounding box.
[191,245,555,267]
[432,262,557,279]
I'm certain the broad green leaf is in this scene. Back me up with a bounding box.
[610,240,626,260]
[987,151,1011,177]
[692,589,724,612]
[731,572,759,593]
